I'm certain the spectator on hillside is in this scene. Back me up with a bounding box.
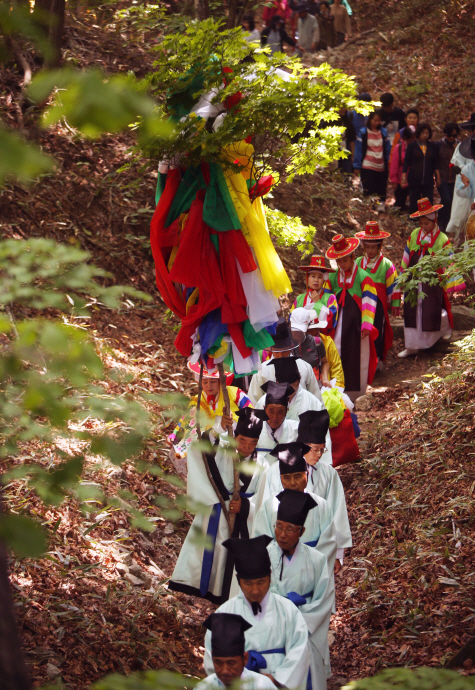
[330,0,351,45]
[263,0,292,27]
[353,111,391,210]
[401,122,440,215]
[389,108,419,161]
[327,0,352,16]
[337,106,357,174]
[349,92,371,134]
[377,93,406,145]
[316,2,337,49]
[435,123,460,231]
[242,15,261,44]
[389,126,416,212]
[295,3,320,53]
[261,15,296,54]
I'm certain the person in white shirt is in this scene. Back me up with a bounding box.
[204,536,310,690]
[198,613,276,690]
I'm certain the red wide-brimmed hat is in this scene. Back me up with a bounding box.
[187,361,234,384]
[325,234,360,260]
[298,255,335,272]
[409,197,443,219]
[355,221,390,241]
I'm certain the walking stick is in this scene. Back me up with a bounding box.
[195,362,232,531]
[217,362,240,534]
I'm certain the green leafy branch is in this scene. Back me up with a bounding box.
[265,208,316,256]
[396,240,475,307]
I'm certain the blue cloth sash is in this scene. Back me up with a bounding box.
[246,648,286,673]
[287,591,313,606]
[256,448,272,452]
[199,503,222,597]
[240,492,254,498]
[305,539,319,547]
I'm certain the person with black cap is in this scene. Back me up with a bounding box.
[447,113,475,244]
[268,489,334,690]
[253,442,337,573]
[295,3,320,55]
[253,381,299,470]
[198,613,276,690]
[204,536,310,690]
[254,358,333,466]
[258,411,350,567]
[169,408,270,604]
[248,319,322,405]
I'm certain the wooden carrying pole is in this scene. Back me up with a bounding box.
[195,362,232,532]
[217,362,240,534]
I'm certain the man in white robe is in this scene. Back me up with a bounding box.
[198,613,276,690]
[254,357,332,465]
[248,319,322,405]
[268,490,335,689]
[253,443,337,572]
[204,536,310,690]
[168,408,269,603]
[255,381,299,468]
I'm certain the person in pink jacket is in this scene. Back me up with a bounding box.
[389,125,416,212]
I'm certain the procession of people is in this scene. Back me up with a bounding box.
[149,14,471,686]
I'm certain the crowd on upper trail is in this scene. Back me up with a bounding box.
[150,7,475,688]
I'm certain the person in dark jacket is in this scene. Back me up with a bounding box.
[353,111,392,209]
[316,1,337,49]
[377,92,406,146]
[435,122,460,231]
[337,106,357,174]
[261,15,296,53]
[401,122,440,216]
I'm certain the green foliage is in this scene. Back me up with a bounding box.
[140,19,371,181]
[0,238,149,312]
[266,208,316,256]
[0,125,53,186]
[396,240,475,306]
[92,669,198,690]
[29,69,171,141]
[343,667,475,690]
[0,239,154,557]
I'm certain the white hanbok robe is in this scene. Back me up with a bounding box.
[258,462,351,554]
[252,491,337,572]
[248,358,322,406]
[447,142,472,238]
[169,440,268,603]
[255,420,299,467]
[204,590,310,690]
[196,668,276,690]
[268,540,334,687]
[255,387,332,465]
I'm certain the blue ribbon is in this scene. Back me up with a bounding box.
[306,668,312,690]
[199,503,222,597]
[287,591,313,606]
[240,492,254,498]
[305,539,319,547]
[246,648,286,673]
[256,448,272,452]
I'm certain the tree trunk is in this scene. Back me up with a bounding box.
[33,0,65,66]
[0,499,31,690]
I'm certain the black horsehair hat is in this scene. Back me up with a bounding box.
[234,408,268,439]
[459,134,475,161]
[276,489,317,526]
[459,113,475,130]
[261,380,294,407]
[269,357,301,384]
[203,613,252,658]
[270,441,311,474]
[223,536,272,580]
[271,318,294,350]
[297,409,330,445]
